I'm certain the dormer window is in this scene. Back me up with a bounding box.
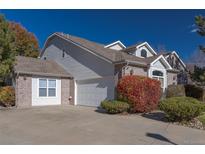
[141,49,147,58]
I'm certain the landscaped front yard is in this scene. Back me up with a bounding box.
[100,75,205,131]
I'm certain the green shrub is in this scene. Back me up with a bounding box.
[159,97,205,122]
[0,86,15,107]
[197,113,205,126]
[166,85,185,98]
[101,100,130,114]
[185,84,205,101]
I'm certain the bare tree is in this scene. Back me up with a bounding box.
[189,49,205,66]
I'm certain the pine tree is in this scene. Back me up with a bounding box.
[195,15,205,53]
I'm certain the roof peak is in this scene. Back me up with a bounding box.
[104,40,126,49]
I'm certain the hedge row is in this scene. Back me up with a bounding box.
[159,97,205,121]
[101,100,130,114]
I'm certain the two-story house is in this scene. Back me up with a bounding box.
[13,32,187,108]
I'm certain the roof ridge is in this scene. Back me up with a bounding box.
[57,32,106,48]
[44,32,161,65]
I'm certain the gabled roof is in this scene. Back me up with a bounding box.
[163,51,186,69]
[14,56,72,78]
[40,32,175,69]
[150,55,172,70]
[122,42,157,55]
[104,40,126,49]
[121,42,142,51]
[41,32,152,66]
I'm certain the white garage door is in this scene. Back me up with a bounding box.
[76,77,115,106]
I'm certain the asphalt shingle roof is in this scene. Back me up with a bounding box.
[14,56,72,78]
[55,32,160,66]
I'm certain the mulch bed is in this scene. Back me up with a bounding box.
[173,118,205,130]
[141,110,205,130]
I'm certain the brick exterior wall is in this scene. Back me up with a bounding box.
[61,78,74,105]
[15,75,74,108]
[15,75,32,108]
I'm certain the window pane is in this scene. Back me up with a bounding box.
[48,80,56,88]
[152,70,163,76]
[48,88,56,97]
[39,88,47,97]
[141,49,147,58]
[39,79,47,87]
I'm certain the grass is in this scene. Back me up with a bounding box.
[198,112,205,126]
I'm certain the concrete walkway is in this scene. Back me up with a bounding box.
[0,105,205,145]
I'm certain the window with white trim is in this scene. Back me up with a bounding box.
[39,79,56,97]
[152,70,164,88]
[141,49,147,58]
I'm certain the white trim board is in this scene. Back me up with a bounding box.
[32,77,61,106]
[136,42,157,55]
[104,40,126,49]
[151,55,172,70]
[166,51,186,69]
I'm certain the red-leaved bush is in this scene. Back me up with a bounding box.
[117,75,161,113]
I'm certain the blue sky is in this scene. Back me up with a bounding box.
[0,9,205,62]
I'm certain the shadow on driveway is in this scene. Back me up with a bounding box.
[95,107,108,114]
[146,133,177,145]
[142,111,168,122]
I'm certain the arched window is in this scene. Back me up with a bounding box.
[141,49,147,58]
[152,70,163,76]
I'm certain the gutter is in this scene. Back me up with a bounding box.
[113,60,147,68]
[14,71,73,79]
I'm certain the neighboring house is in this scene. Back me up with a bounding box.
[163,51,188,84]
[13,32,186,108]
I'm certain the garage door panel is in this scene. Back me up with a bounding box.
[76,77,114,106]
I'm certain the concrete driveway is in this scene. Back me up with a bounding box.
[0,105,205,145]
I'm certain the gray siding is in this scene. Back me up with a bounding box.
[42,37,114,80]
